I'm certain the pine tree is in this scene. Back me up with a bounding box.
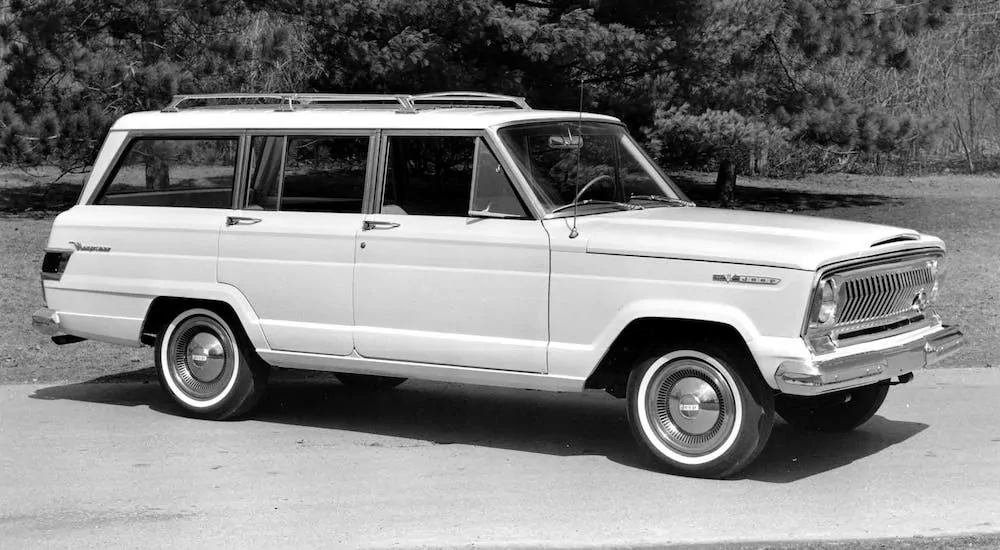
[0,0,302,167]
[647,0,955,206]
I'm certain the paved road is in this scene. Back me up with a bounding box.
[2,368,999,548]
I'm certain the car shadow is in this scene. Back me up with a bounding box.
[30,370,927,482]
[0,182,83,214]
[673,176,902,212]
[738,416,929,483]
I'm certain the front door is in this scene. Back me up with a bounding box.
[218,132,375,356]
[354,134,550,372]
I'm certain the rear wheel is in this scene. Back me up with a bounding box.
[334,373,407,391]
[155,307,269,419]
[626,344,774,478]
[775,382,889,432]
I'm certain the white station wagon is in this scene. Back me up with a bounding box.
[33,92,963,478]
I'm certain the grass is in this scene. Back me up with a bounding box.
[672,171,998,373]
[0,169,996,384]
[0,216,149,383]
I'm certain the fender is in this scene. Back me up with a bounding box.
[547,298,764,382]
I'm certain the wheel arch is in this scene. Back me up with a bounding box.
[140,295,266,350]
[584,317,763,396]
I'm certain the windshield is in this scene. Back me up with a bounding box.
[497,121,690,216]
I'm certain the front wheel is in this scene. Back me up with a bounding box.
[775,382,889,432]
[626,344,774,478]
[155,307,269,420]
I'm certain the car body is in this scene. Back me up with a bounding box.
[33,92,964,477]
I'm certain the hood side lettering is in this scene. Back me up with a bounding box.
[712,274,781,285]
[69,241,111,252]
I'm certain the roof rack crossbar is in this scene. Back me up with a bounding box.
[161,92,530,112]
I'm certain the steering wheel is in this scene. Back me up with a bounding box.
[572,174,614,204]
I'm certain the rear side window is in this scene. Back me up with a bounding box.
[96,137,238,208]
[246,135,368,213]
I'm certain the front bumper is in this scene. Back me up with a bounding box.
[32,307,61,336]
[775,324,964,396]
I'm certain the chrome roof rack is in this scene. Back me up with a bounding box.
[161,92,530,113]
[410,92,531,110]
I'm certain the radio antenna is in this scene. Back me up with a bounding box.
[569,75,584,239]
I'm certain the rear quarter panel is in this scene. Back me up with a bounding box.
[43,205,264,346]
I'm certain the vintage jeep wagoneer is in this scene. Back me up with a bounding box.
[33,92,964,478]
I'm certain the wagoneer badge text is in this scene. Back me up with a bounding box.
[712,274,780,285]
[69,241,111,252]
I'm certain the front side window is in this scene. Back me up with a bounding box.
[383,136,475,216]
[498,121,688,216]
[382,135,528,218]
[246,135,368,213]
[96,137,237,208]
[469,140,529,218]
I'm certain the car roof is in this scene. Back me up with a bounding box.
[110,108,623,132]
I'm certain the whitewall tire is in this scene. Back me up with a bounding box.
[155,307,269,420]
[626,344,774,478]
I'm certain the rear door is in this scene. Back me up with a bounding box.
[217,131,375,356]
[353,133,551,372]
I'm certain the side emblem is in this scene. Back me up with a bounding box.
[69,241,111,252]
[712,274,781,285]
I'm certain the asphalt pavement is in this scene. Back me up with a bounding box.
[2,368,999,548]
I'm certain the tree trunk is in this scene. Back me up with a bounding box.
[954,118,975,174]
[715,157,736,207]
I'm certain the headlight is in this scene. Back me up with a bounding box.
[928,258,942,303]
[813,278,839,326]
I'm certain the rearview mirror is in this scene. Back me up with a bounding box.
[548,133,583,149]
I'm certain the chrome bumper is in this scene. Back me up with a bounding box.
[775,325,964,396]
[32,307,61,336]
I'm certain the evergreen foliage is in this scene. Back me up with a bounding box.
[1,0,984,199]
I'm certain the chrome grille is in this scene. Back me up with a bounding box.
[838,265,933,325]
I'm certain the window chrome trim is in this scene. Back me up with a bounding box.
[241,133,375,214]
[89,132,243,208]
[371,130,539,220]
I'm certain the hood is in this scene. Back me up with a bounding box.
[571,207,943,271]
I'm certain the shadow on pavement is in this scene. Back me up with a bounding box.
[31,371,927,482]
[740,416,928,483]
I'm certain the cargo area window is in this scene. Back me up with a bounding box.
[95,137,237,208]
[246,135,368,213]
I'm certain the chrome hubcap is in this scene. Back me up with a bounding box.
[166,316,235,401]
[186,332,226,382]
[646,358,737,456]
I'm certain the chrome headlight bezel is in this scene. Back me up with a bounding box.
[927,257,943,304]
[809,276,842,329]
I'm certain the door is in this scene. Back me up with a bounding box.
[354,134,550,372]
[218,133,375,356]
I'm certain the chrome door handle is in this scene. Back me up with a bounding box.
[362,220,400,231]
[226,216,262,226]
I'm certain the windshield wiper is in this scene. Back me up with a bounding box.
[550,199,642,215]
[628,194,695,207]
